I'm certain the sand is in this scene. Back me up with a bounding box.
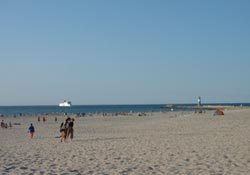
[1,109,250,175]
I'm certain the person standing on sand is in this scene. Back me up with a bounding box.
[67,118,75,141]
[9,121,12,128]
[60,120,65,142]
[28,123,35,139]
[60,119,68,142]
[1,120,4,128]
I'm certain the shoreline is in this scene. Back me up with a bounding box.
[0,106,249,119]
[1,104,249,118]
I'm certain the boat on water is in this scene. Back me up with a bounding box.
[59,100,72,107]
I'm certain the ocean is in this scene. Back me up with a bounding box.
[0,103,249,117]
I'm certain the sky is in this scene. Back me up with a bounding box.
[0,0,250,105]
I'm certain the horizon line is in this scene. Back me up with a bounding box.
[0,102,249,107]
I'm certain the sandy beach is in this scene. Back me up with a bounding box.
[1,109,250,175]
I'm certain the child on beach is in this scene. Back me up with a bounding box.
[28,123,35,139]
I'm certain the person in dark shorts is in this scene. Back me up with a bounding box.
[67,118,75,141]
[28,123,35,139]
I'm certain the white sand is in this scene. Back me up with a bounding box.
[1,109,250,175]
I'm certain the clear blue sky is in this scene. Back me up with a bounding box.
[0,0,250,105]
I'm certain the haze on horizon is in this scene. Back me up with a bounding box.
[0,1,250,106]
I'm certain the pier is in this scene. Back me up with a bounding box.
[164,104,244,110]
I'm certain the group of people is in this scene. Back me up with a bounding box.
[1,120,12,128]
[37,116,47,122]
[27,117,75,142]
[60,117,75,142]
[38,116,58,122]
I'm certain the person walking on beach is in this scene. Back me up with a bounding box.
[60,119,69,142]
[67,118,75,141]
[28,123,35,139]
[60,120,66,142]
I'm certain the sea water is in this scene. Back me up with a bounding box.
[0,103,249,116]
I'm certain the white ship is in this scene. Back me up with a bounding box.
[59,100,72,107]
